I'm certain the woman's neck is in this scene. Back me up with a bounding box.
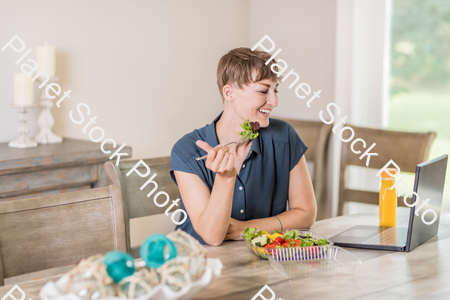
[215,110,248,147]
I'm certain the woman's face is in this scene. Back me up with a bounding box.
[230,73,279,128]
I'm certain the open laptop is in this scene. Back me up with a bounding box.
[330,155,448,252]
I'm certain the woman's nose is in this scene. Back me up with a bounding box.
[268,91,278,107]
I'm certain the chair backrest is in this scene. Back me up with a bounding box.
[281,118,332,218]
[0,186,126,285]
[338,124,436,215]
[104,157,179,257]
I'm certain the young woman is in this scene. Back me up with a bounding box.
[170,47,316,246]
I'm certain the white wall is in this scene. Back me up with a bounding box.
[0,0,249,158]
[0,0,337,245]
[249,0,336,122]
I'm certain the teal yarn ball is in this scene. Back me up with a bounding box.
[140,234,177,269]
[102,251,135,283]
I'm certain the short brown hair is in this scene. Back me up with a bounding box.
[216,47,280,100]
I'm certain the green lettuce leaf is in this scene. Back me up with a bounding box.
[239,119,259,140]
[283,229,299,240]
[254,230,263,238]
[315,239,329,246]
[301,239,314,247]
[243,227,257,241]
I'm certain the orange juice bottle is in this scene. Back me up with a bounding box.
[379,168,397,227]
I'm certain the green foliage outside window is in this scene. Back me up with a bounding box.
[390,0,450,95]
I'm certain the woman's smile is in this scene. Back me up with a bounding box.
[259,108,272,118]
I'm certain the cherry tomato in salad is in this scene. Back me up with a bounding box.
[286,239,300,245]
[274,237,284,244]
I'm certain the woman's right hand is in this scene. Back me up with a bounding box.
[196,141,236,178]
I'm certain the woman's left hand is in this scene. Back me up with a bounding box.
[224,218,246,241]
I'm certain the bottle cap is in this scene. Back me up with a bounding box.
[381,168,397,178]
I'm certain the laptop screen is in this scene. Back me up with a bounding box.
[406,155,448,252]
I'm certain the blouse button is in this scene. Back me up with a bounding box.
[240,209,245,213]
[242,164,246,169]
[239,186,243,191]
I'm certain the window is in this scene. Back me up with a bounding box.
[387,0,450,210]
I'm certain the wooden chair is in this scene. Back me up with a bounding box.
[104,157,179,258]
[0,185,126,286]
[338,125,436,215]
[281,119,332,219]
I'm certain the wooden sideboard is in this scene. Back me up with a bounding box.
[0,138,132,202]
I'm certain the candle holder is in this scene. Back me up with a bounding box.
[9,104,38,148]
[33,77,63,144]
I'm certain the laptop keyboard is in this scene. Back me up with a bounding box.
[363,227,407,246]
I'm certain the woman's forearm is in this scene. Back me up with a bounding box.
[196,174,235,246]
[245,208,315,232]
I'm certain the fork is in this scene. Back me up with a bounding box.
[195,134,251,161]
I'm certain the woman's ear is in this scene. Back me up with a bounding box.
[222,84,235,102]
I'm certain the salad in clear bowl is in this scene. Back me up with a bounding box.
[242,228,333,259]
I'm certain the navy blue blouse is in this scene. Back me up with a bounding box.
[170,112,308,244]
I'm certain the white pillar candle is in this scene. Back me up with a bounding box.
[13,73,34,106]
[36,43,55,78]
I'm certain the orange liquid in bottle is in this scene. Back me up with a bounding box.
[379,172,397,227]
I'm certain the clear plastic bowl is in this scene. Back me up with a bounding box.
[242,229,334,259]
[268,246,362,278]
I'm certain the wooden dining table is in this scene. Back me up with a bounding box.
[2,211,450,300]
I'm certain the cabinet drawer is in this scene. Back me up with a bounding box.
[0,165,98,198]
